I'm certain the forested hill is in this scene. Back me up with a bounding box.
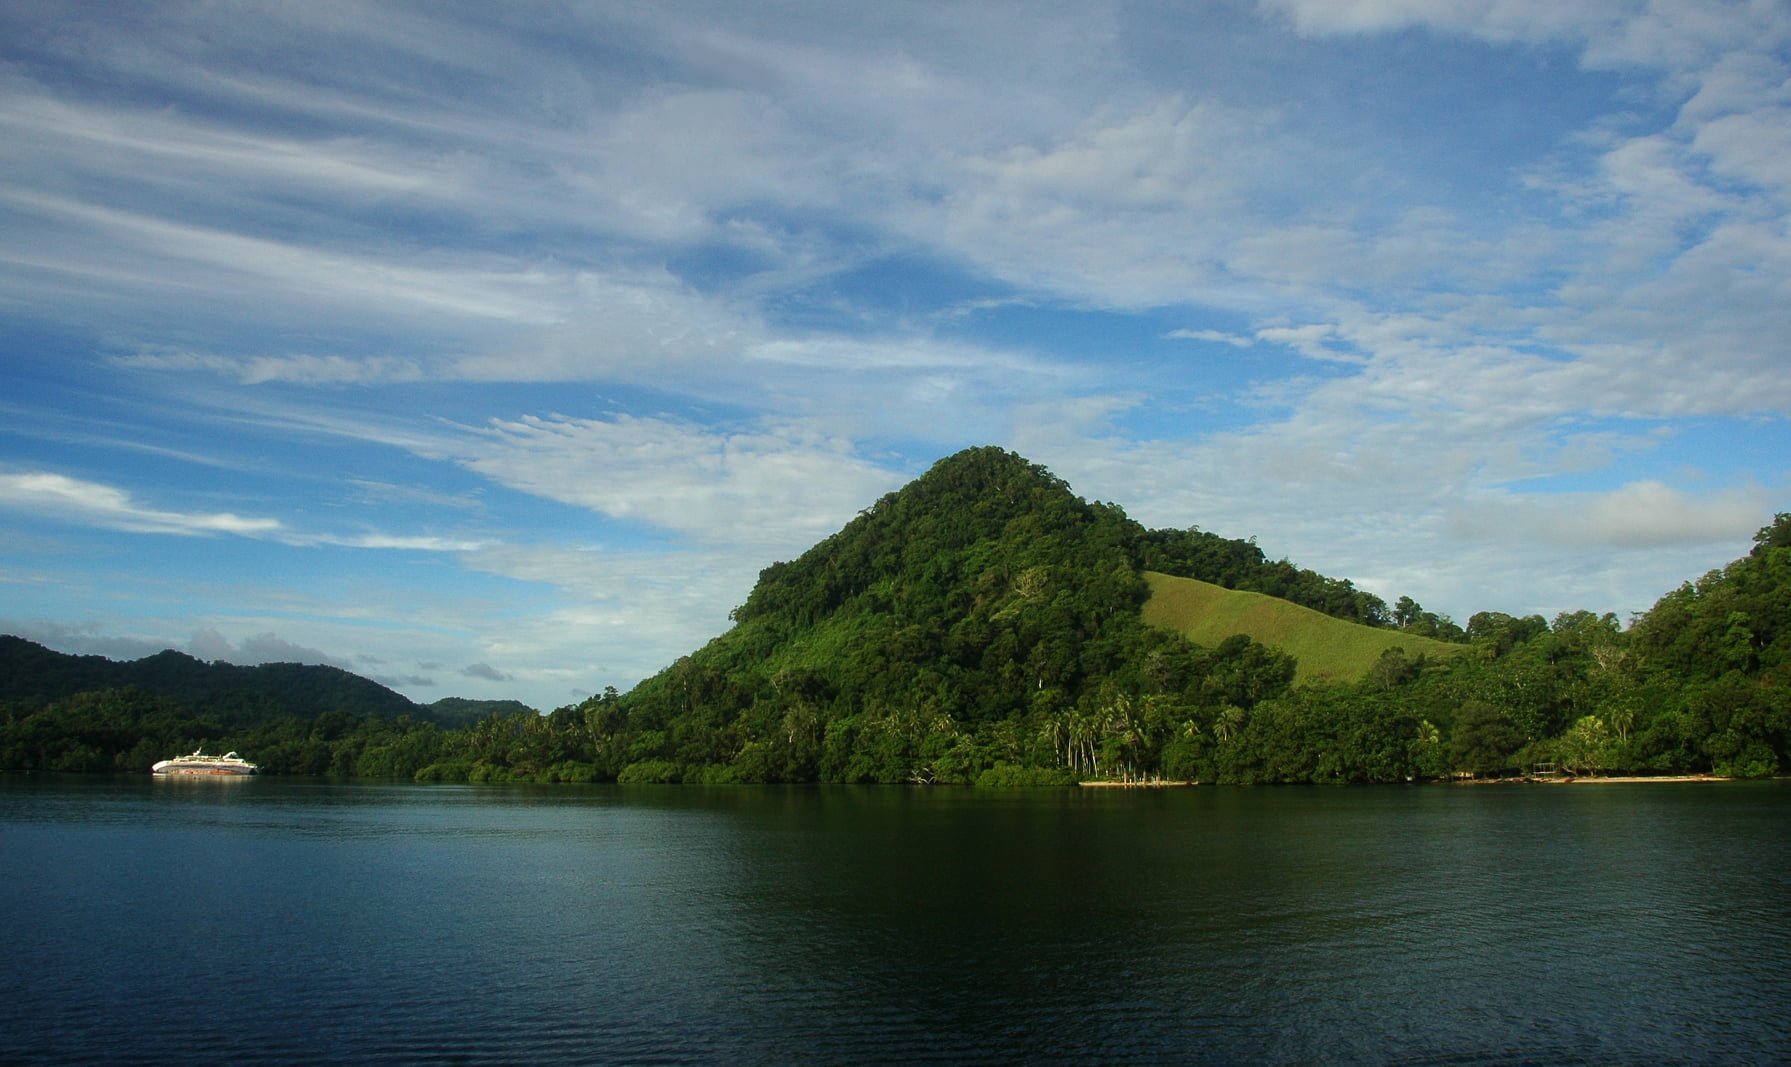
[0,636,433,725]
[599,447,1337,783]
[738,448,1421,634]
[423,697,535,728]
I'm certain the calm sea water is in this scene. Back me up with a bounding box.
[1,777,1787,1065]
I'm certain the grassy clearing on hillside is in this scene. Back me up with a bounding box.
[1140,572,1467,685]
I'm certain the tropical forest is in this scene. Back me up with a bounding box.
[3,447,1787,785]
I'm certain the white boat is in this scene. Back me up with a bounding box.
[151,748,259,776]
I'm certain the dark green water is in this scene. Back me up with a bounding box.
[1,777,1787,1064]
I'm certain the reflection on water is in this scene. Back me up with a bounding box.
[1,777,1787,1064]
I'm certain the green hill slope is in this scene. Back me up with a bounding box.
[1140,572,1467,684]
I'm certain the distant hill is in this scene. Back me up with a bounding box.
[0,636,551,775]
[1140,572,1468,684]
[425,697,536,727]
[0,636,452,726]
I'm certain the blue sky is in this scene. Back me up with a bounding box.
[2,1,1787,711]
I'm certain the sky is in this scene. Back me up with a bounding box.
[2,1,1788,711]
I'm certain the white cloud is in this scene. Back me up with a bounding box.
[909,99,1320,309]
[0,90,437,203]
[312,533,486,552]
[451,269,766,385]
[459,541,771,693]
[1166,329,1253,348]
[117,349,429,386]
[1258,0,1619,45]
[0,472,282,537]
[1253,324,1360,363]
[579,88,829,244]
[0,470,484,553]
[457,415,902,551]
[1445,480,1776,550]
[0,620,168,663]
[187,628,347,668]
[0,188,568,337]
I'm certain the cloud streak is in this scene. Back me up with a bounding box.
[0,471,483,552]
[0,472,281,537]
[458,415,901,551]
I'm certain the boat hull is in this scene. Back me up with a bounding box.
[151,764,257,776]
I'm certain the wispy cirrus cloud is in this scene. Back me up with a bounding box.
[457,414,903,551]
[0,471,482,552]
[0,472,281,537]
[1166,328,1253,348]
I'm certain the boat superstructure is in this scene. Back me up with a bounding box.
[151,749,259,776]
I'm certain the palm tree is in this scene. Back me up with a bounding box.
[1212,704,1246,745]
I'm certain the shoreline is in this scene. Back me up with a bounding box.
[1075,774,1746,788]
[1454,773,1729,785]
